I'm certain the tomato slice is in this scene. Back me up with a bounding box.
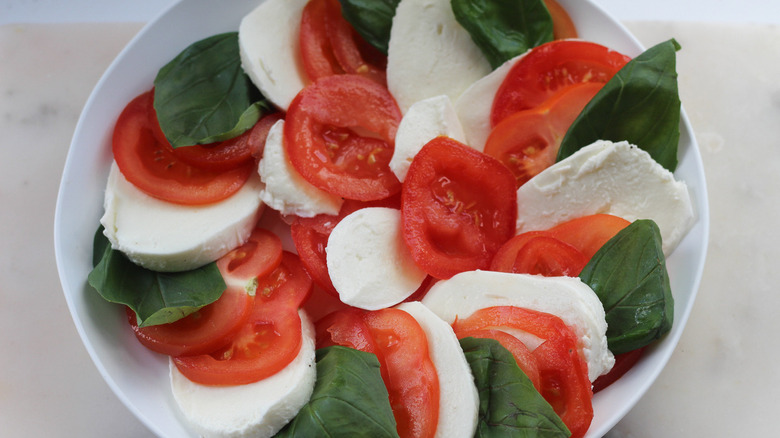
[491,40,631,126]
[592,347,645,393]
[299,0,386,84]
[112,90,253,205]
[485,82,601,187]
[453,306,593,438]
[547,214,631,260]
[169,112,282,172]
[216,227,284,289]
[491,234,587,276]
[402,136,517,279]
[126,286,252,357]
[173,252,313,386]
[543,0,578,40]
[316,308,440,438]
[285,74,402,201]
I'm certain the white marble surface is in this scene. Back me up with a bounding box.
[2,5,779,438]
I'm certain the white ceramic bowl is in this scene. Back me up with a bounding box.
[54,0,709,436]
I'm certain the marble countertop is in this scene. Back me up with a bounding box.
[2,2,779,437]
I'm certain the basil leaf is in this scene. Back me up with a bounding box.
[338,0,400,55]
[557,39,682,171]
[459,337,570,438]
[579,220,674,355]
[451,0,554,69]
[153,32,272,148]
[276,346,399,438]
[88,227,226,327]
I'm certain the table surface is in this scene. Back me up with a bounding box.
[2,1,779,437]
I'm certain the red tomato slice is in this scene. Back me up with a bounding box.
[126,286,252,357]
[402,136,517,279]
[543,0,578,40]
[315,308,440,438]
[173,252,313,386]
[491,234,587,277]
[113,90,253,205]
[169,112,282,172]
[216,227,284,289]
[453,306,593,438]
[455,328,541,391]
[491,40,631,126]
[592,347,645,393]
[285,74,402,201]
[547,214,631,260]
[299,0,386,84]
[484,82,601,187]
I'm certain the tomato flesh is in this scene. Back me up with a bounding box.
[285,74,402,201]
[402,136,517,279]
[491,40,631,126]
[543,0,578,40]
[546,214,631,260]
[216,227,284,289]
[485,82,601,187]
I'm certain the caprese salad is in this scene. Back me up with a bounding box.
[87,0,695,437]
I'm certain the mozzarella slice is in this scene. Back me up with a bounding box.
[395,302,479,438]
[170,310,316,438]
[515,140,695,256]
[258,120,343,217]
[326,207,427,310]
[390,95,467,181]
[239,0,309,111]
[454,53,524,152]
[386,0,492,113]
[100,162,263,272]
[421,270,614,382]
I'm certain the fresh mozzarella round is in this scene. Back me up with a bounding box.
[326,207,427,310]
[421,270,614,382]
[454,53,525,152]
[258,120,343,217]
[100,162,264,272]
[386,0,491,113]
[390,95,467,181]
[515,140,695,256]
[395,302,479,438]
[170,310,316,438]
[238,0,309,111]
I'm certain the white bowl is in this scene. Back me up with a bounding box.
[54,0,709,436]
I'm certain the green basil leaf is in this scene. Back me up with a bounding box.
[153,32,271,148]
[338,0,400,55]
[459,337,570,438]
[88,227,226,327]
[579,220,674,355]
[557,39,682,171]
[276,346,399,438]
[451,0,554,69]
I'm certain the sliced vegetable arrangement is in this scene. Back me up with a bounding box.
[86,0,696,437]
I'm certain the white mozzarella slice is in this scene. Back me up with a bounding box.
[326,207,427,310]
[395,302,479,438]
[390,95,467,181]
[386,0,492,113]
[170,310,316,438]
[421,270,614,382]
[258,120,343,217]
[239,0,309,111]
[454,53,524,152]
[100,162,263,272]
[515,140,695,256]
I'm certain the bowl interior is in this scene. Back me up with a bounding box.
[53,0,709,436]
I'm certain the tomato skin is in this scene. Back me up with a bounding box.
[173,252,313,386]
[592,347,645,393]
[216,227,284,289]
[112,90,253,205]
[316,308,440,438]
[543,0,578,40]
[402,136,517,279]
[491,40,631,126]
[170,112,282,172]
[485,82,601,187]
[453,306,593,438]
[546,214,631,260]
[285,74,402,201]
